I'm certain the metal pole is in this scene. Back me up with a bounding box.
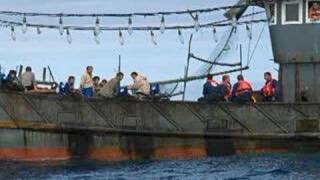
[182,34,193,101]
[47,65,56,82]
[18,65,23,78]
[42,67,47,82]
[118,55,121,72]
[240,44,243,75]
[154,66,249,85]
[190,54,241,67]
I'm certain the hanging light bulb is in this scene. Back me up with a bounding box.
[95,16,100,35]
[160,15,165,34]
[11,26,16,41]
[119,30,124,46]
[150,30,157,45]
[128,16,133,35]
[178,29,184,44]
[66,28,72,44]
[36,26,41,35]
[93,30,100,44]
[59,16,64,35]
[212,27,218,43]
[22,15,27,34]
[194,12,200,32]
[246,24,252,40]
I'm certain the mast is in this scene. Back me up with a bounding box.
[118,55,121,73]
[182,34,193,101]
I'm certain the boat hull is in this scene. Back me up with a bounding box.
[0,92,319,161]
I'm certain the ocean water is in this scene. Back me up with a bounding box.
[1,153,320,180]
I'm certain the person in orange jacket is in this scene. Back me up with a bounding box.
[231,74,253,103]
[261,72,278,102]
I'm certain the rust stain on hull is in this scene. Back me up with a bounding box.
[89,147,207,161]
[89,148,138,161]
[0,147,289,162]
[153,147,207,159]
[0,148,71,161]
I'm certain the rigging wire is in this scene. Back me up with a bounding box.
[247,21,267,66]
[0,3,263,17]
[246,6,255,66]
[0,18,267,31]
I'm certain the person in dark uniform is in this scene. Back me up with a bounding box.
[199,74,221,102]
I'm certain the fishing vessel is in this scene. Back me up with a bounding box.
[0,0,320,161]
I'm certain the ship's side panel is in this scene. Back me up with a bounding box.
[0,93,318,161]
[0,129,70,161]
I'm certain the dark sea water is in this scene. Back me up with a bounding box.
[1,153,320,180]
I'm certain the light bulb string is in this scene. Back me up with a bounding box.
[0,18,267,31]
[0,3,262,17]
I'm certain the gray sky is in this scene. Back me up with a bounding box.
[0,0,276,100]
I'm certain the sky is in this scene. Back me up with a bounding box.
[0,0,276,100]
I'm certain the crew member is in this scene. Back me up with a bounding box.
[92,76,101,93]
[64,76,79,95]
[99,79,107,89]
[98,72,124,98]
[80,66,94,97]
[261,72,277,102]
[199,74,221,102]
[21,66,36,91]
[128,72,150,99]
[5,70,23,91]
[309,2,320,21]
[231,74,253,103]
[220,75,232,102]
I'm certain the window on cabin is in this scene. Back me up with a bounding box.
[307,0,320,22]
[282,1,302,24]
[285,3,299,21]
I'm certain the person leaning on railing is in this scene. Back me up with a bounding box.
[231,74,253,103]
[4,70,24,91]
[98,72,124,98]
[92,76,101,94]
[127,72,150,99]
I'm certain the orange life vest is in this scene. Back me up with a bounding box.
[235,80,252,96]
[262,80,276,97]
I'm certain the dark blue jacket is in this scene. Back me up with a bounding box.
[202,80,221,99]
